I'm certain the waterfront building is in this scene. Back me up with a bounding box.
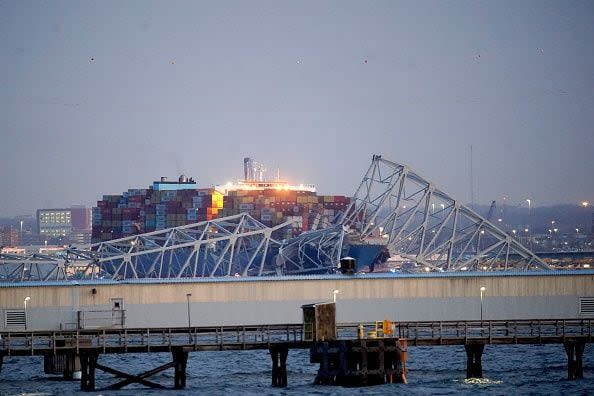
[37,207,92,245]
[0,225,19,247]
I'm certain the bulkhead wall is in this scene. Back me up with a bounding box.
[1,272,593,331]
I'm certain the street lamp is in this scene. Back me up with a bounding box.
[24,296,31,330]
[479,287,486,321]
[332,289,340,303]
[186,293,192,330]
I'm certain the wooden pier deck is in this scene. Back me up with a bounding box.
[1,319,591,356]
[0,319,592,389]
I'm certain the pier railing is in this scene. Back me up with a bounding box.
[1,319,592,356]
[0,324,306,356]
[342,319,593,345]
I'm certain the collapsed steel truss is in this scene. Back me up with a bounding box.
[340,155,550,271]
[275,225,346,275]
[93,213,288,279]
[0,252,68,281]
[0,154,551,282]
[0,213,344,281]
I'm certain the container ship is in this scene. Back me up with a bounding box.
[92,157,350,243]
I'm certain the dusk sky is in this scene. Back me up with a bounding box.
[1,1,593,217]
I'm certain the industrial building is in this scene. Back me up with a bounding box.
[1,271,593,331]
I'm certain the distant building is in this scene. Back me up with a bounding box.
[37,207,92,245]
[0,225,19,247]
[37,208,72,239]
[0,246,25,254]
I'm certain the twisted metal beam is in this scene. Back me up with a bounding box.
[340,155,550,271]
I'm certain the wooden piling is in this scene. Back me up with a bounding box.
[464,343,485,379]
[564,340,585,380]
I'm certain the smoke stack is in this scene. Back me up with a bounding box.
[244,157,251,181]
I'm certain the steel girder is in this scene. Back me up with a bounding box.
[0,252,68,281]
[274,225,346,275]
[0,214,345,281]
[0,248,103,281]
[91,213,290,279]
[340,155,550,271]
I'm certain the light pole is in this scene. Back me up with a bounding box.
[479,287,486,321]
[526,199,532,249]
[24,296,31,330]
[332,289,340,303]
[186,293,192,329]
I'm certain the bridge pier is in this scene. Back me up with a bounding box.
[269,344,288,387]
[564,341,585,380]
[79,351,98,391]
[464,343,485,378]
[43,351,81,380]
[173,349,189,389]
[79,348,190,391]
[311,338,407,386]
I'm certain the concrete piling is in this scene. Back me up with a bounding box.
[311,338,407,386]
[564,341,585,380]
[270,345,289,387]
[79,351,98,391]
[173,348,189,389]
[464,343,485,379]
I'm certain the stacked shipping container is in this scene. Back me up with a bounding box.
[92,185,223,243]
[219,189,350,238]
[92,179,349,243]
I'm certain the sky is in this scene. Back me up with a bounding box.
[1,1,593,217]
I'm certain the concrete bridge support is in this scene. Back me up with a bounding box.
[173,349,189,389]
[269,344,289,387]
[79,351,98,391]
[564,340,585,380]
[464,343,485,379]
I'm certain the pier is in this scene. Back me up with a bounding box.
[0,319,591,390]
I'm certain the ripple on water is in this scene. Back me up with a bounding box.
[0,344,593,395]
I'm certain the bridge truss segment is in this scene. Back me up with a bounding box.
[0,214,345,281]
[275,225,346,275]
[340,155,550,271]
[92,213,291,279]
[0,252,68,281]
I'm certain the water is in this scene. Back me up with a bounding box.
[1,344,593,395]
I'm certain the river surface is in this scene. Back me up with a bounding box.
[1,344,593,395]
